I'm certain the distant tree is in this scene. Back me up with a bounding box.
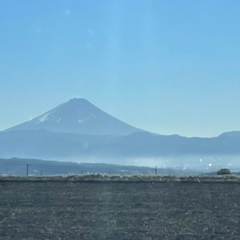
[217,168,231,175]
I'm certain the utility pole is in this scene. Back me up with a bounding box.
[26,164,31,176]
[154,165,158,175]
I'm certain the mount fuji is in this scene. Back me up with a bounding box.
[6,98,143,136]
[1,98,240,170]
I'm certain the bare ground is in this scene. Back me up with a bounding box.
[0,176,240,240]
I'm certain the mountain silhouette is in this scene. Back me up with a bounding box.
[6,98,142,136]
[1,99,240,169]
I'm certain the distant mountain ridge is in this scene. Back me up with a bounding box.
[1,98,240,169]
[6,98,142,136]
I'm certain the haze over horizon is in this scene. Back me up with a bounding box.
[1,1,240,137]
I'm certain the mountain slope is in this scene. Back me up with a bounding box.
[6,98,142,136]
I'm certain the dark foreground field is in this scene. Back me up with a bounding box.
[0,176,240,240]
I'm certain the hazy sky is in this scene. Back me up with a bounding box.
[1,0,240,137]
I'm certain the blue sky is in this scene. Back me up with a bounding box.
[1,0,240,137]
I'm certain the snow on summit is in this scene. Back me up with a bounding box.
[6,98,142,136]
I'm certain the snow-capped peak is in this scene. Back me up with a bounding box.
[6,98,143,136]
